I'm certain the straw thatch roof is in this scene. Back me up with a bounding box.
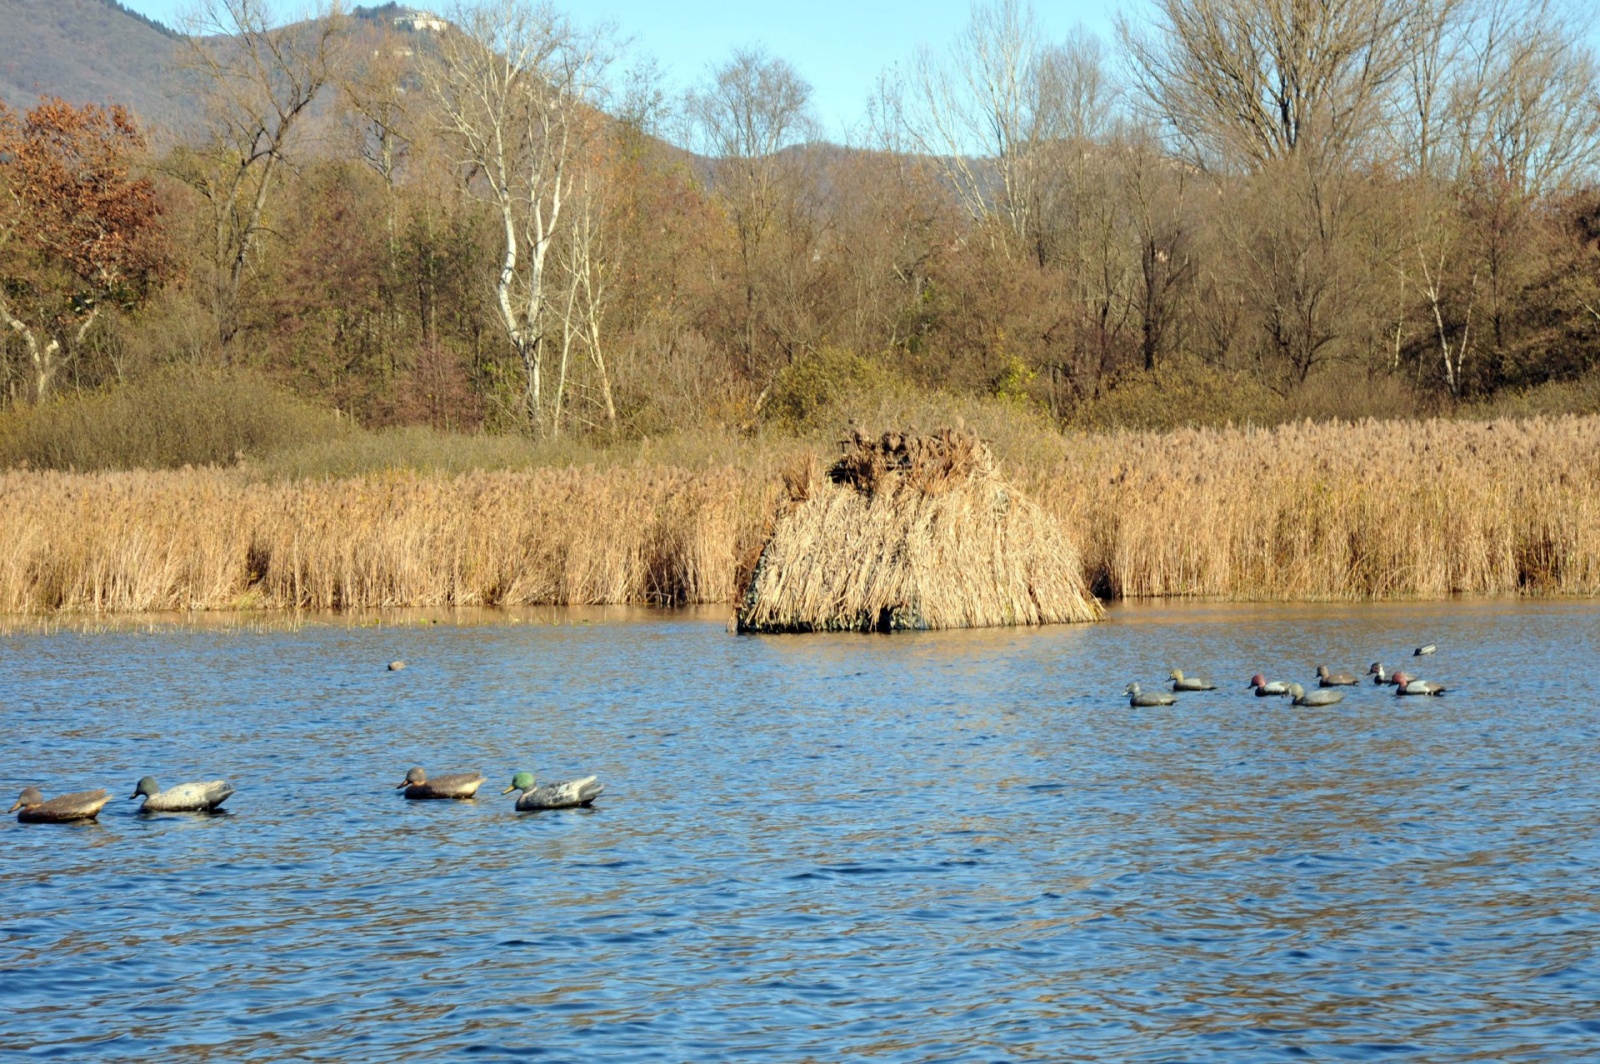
[735,427,1103,632]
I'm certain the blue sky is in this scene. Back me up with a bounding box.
[119,0,1121,141]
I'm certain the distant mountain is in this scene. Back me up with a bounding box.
[0,1,452,135]
[0,0,186,129]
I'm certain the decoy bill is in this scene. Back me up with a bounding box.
[1316,665,1359,686]
[1168,669,1217,691]
[502,770,605,810]
[1126,682,1178,707]
[1287,683,1346,707]
[130,776,235,813]
[397,766,486,799]
[9,786,111,823]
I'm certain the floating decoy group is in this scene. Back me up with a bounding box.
[11,765,603,825]
[1127,642,1453,709]
[8,657,607,826]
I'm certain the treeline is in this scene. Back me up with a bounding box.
[4,0,1600,441]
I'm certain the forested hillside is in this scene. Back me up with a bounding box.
[4,0,1600,454]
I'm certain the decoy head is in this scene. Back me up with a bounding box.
[8,786,43,813]
[1247,673,1267,689]
[1392,671,1411,687]
[1286,683,1306,699]
[1124,682,1141,696]
[1316,665,1330,679]
[1168,669,1184,681]
[129,776,159,800]
[396,766,427,789]
[502,771,536,795]
[1367,662,1383,674]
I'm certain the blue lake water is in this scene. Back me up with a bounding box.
[3,601,1599,1061]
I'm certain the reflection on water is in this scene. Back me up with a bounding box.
[3,600,1599,1060]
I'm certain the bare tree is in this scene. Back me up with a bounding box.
[169,0,347,348]
[1121,0,1413,174]
[1458,0,1600,195]
[423,0,608,433]
[686,47,816,386]
[551,129,619,435]
[900,0,1062,252]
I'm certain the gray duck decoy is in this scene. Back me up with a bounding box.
[1125,682,1177,707]
[1169,669,1217,691]
[9,786,111,823]
[397,766,486,800]
[502,770,604,811]
[1392,671,1447,696]
[130,777,235,813]
[1247,673,1291,696]
[1316,665,1359,687]
[1287,683,1346,707]
[1414,644,1437,656]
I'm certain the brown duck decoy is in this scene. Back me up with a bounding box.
[397,766,486,800]
[1316,665,1359,687]
[9,786,111,823]
[1168,669,1217,691]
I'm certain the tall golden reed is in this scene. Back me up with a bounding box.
[2,415,1598,612]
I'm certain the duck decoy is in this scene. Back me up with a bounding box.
[397,766,486,800]
[1287,683,1346,707]
[502,770,604,811]
[1125,682,1177,707]
[9,786,111,823]
[1414,645,1437,656]
[130,777,235,813]
[1168,669,1217,691]
[1368,662,1402,685]
[1391,671,1447,696]
[1316,665,1359,687]
[388,661,407,671]
[1247,674,1291,696]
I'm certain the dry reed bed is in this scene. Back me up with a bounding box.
[3,415,1599,612]
[1044,416,1600,598]
[0,467,773,612]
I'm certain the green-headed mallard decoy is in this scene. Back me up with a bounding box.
[1168,669,1216,691]
[1392,671,1447,696]
[1125,682,1177,707]
[9,786,111,823]
[1247,673,1291,696]
[1287,682,1345,707]
[397,766,486,800]
[502,770,604,811]
[130,776,235,813]
[1316,665,1359,687]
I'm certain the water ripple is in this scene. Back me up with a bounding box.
[2,600,1598,1060]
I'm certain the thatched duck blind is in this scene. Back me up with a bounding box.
[735,427,1104,633]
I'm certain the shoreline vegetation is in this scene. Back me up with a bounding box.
[5,412,1598,615]
[10,2,1600,621]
